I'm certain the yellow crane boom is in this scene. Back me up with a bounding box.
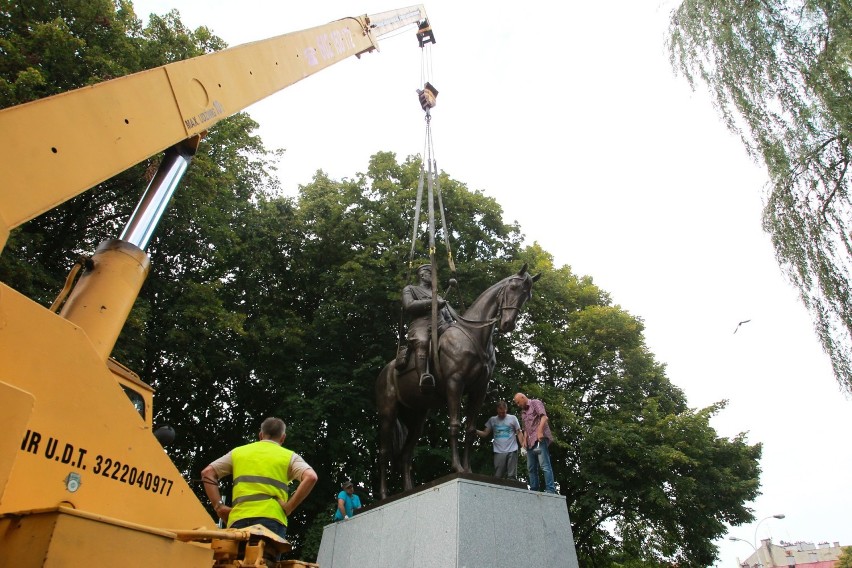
[0,5,427,251]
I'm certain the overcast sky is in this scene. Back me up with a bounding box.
[132,0,852,564]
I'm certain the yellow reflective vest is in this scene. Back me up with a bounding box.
[227,441,294,528]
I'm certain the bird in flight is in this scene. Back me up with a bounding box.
[733,320,751,334]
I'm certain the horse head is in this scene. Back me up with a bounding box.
[497,262,541,333]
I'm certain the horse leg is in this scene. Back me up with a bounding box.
[399,408,428,491]
[376,365,397,500]
[445,374,465,473]
[378,411,395,500]
[462,381,489,473]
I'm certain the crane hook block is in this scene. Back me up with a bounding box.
[417,20,436,47]
[417,82,439,111]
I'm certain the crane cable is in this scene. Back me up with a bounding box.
[409,29,460,303]
[411,25,467,384]
[396,18,465,385]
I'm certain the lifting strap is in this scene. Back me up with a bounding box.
[418,112,464,313]
[396,20,465,377]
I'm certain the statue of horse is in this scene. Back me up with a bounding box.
[376,263,540,499]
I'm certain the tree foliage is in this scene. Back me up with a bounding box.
[837,546,852,568]
[1,1,762,564]
[503,248,761,567]
[668,0,852,392]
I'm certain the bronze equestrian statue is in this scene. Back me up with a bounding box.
[400,263,454,390]
[376,263,540,499]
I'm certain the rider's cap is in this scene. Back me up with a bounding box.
[416,263,432,272]
[341,480,353,489]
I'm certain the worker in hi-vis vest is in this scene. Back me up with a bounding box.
[201,417,318,556]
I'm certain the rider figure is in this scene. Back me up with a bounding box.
[402,263,454,388]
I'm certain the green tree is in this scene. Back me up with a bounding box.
[0,0,139,105]
[668,0,852,392]
[126,110,283,472]
[837,546,852,568]
[503,246,761,567]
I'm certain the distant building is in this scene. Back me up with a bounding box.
[737,539,846,568]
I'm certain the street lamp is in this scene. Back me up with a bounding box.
[729,514,786,568]
[730,536,759,567]
[730,537,757,551]
[754,514,786,547]
[735,514,785,568]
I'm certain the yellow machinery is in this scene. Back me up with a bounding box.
[0,6,431,566]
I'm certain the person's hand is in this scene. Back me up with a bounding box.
[214,504,231,522]
[520,447,527,457]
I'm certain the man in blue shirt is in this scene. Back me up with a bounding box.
[334,480,362,521]
[476,401,522,480]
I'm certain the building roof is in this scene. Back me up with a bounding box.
[737,539,846,568]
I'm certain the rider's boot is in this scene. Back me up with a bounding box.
[416,353,435,394]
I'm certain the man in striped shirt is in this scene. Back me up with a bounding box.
[513,393,556,494]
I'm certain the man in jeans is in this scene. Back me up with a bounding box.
[513,392,556,493]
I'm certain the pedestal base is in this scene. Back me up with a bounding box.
[317,474,579,568]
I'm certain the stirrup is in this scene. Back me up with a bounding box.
[419,372,435,394]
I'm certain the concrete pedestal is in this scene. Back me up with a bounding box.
[316,474,579,568]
